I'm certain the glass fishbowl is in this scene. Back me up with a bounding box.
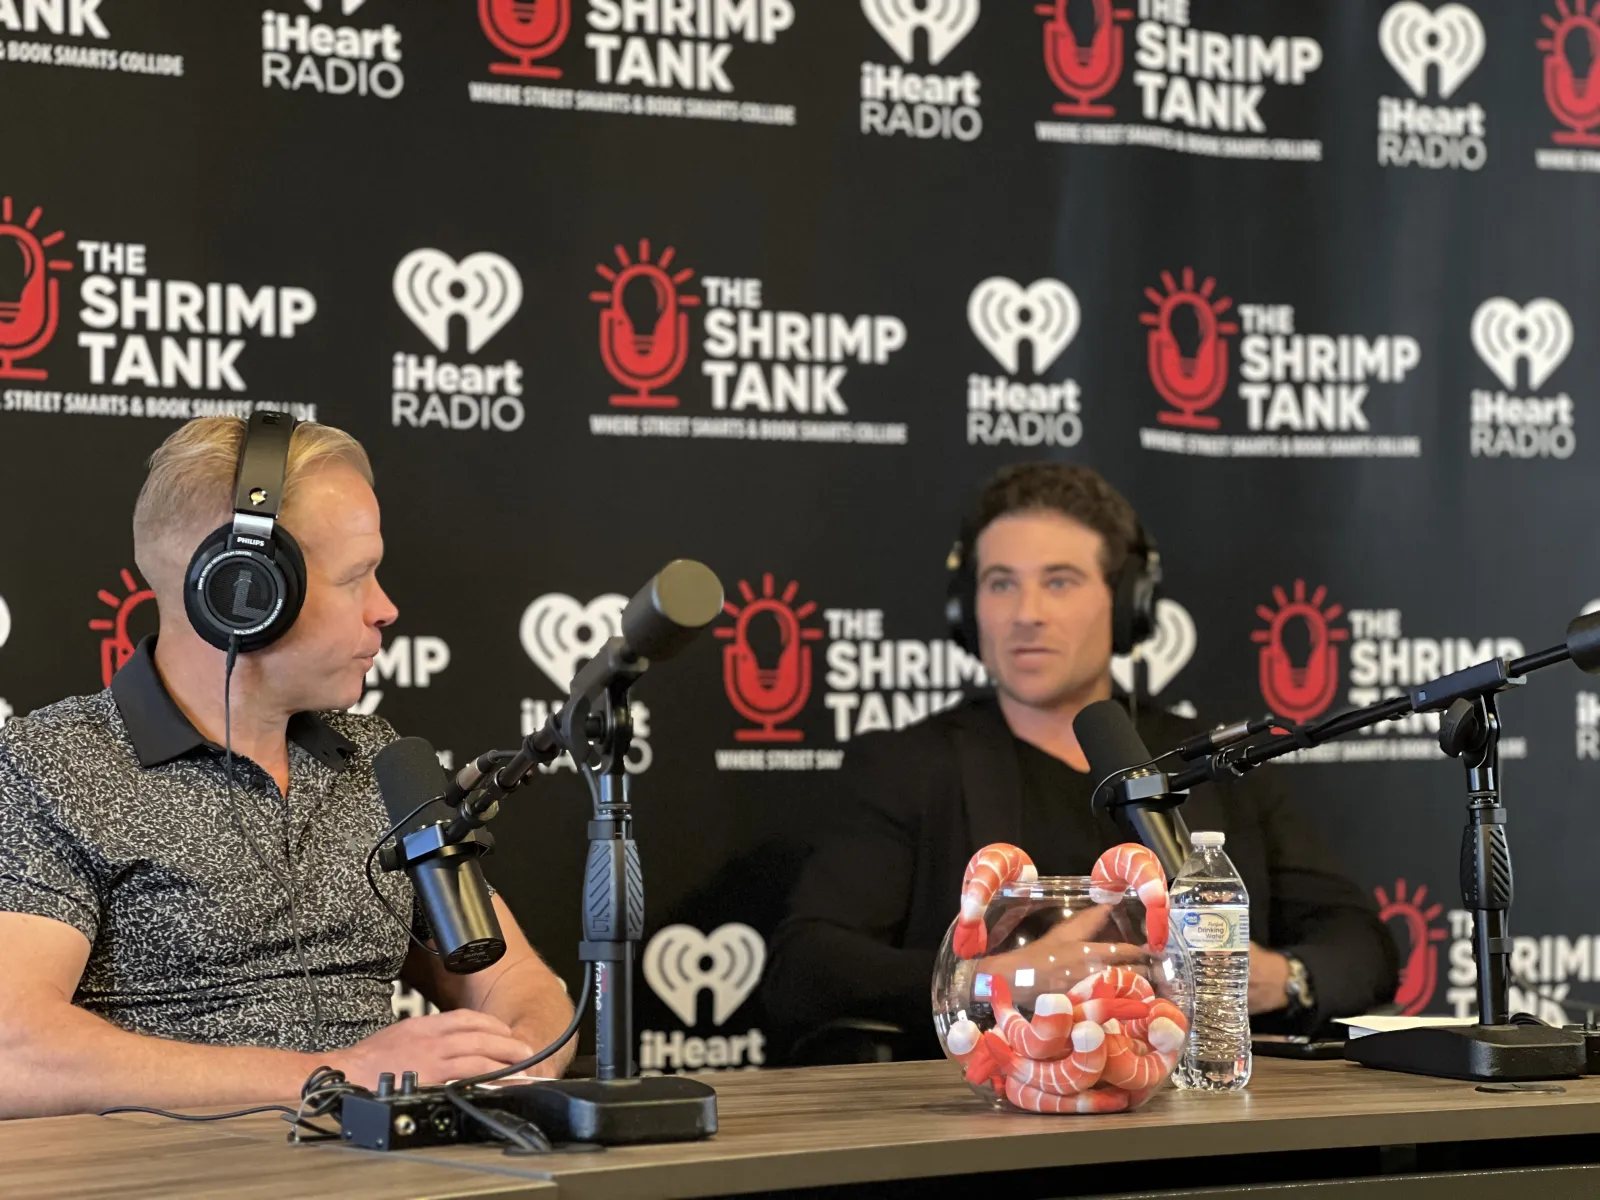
[932,874,1191,1114]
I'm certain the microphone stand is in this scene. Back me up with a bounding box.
[440,643,718,1143]
[1159,613,1600,1082]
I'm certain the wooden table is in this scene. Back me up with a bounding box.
[33,1059,1600,1197]
[107,1057,1600,1199]
[0,1110,554,1200]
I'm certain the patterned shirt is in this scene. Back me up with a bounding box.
[0,636,412,1052]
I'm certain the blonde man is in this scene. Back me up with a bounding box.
[0,416,573,1118]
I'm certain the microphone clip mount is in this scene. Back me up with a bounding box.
[1089,764,1192,879]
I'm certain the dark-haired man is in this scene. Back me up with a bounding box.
[764,463,1397,1059]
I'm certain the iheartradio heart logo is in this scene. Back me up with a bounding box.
[519,592,627,691]
[967,277,1080,375]
[642,923,766,1027]
[1471,297,1573,391]
[861,0,978,66]
[1110,598,1196,697]
[393,249,523,354]
[304,0,366,13]
[1378,2,1484,100]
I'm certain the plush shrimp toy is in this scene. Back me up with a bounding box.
[945,842,1187,1114]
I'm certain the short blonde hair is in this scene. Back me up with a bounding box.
[132,416,373,593]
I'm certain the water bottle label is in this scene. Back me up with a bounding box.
[1173,905,1249,952]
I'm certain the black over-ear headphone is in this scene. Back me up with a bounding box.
[184,411,306,653]
[944,511,1162,658]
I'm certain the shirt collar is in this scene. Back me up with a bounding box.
[110,635,356,772]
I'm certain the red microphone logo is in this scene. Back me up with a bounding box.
[1141,267,1237,429]
[479,0,570,79]
[1374,879,1447,1016]
[715,574,823,743]
[1251,580,1347,724]
[1035,0,1133,117]
[0,196,72,380]
[591,239,700,409]
[88,569,157,687]
[1540,0,1600,146]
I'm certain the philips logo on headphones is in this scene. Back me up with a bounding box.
[965,276,1084,449]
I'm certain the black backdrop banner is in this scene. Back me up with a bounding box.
[6,0,1600,1069]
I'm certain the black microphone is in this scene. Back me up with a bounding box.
[1074,699,1191,878]
[1175,714,1277,761]
[375,736,506,973]
[563,559,723,707]
[533,560,723,758]
[621,558,725,662]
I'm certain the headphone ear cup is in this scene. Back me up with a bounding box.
[945,590,978,654]
[183,525,305,654]
[271,524,307,640]
[1111,563,1141,657]
[1127,573,1158,649]
[944,531,979,653]
[1112,556,1163,658]
[185,525,235,652]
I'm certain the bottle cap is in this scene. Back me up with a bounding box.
[1191,830,1226,848]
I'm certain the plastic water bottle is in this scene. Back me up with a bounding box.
[1169,830,1252,1091]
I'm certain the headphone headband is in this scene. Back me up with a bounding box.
[233,410,293,523]
[184,411,307,653]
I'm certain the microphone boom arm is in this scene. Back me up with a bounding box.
[1147,610,1600,1079]
[1166,634,1586,792]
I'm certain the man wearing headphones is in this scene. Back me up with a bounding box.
[0,414,575,1118]
[764,463,1397,1060]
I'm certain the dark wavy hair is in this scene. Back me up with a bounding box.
[972,463,1141,582]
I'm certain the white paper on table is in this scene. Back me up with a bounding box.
[1334,1015,1480,1040]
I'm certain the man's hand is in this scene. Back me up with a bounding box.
[1249,944,1291,1014]
[403,896,578,1079]
[328,1009,536,1088]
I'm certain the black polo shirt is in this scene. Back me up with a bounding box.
[1013,734,1125,876]
[0,637,412,1052]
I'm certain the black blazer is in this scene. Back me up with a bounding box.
[764,696,1399,1057]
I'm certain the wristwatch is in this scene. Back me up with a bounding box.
[1283,954,1315,1017]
